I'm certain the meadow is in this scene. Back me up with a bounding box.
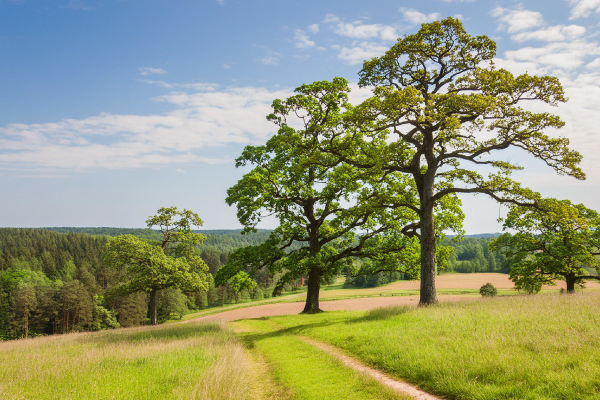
[2,278,600,399]
[0,320,270,400]
[240,291,600,400]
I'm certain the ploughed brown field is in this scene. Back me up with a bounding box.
[194,273,600,323]
[384,272,600,290]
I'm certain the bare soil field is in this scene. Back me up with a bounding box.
[193,273,600,323]
[194,295,470,322]
[381,272,600,290]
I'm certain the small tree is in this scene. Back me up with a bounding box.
[491,199,600,293]
[104,207,209,325]
[479,282,497,297]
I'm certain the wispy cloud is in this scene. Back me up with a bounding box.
[324,14,398,41]
[336,42,388,65]
[490,7,544,33]
[308,24,319,34]
[511,25,586,42]
[568,0,600,19]
[0,86,292,172]
[139,67,168,76]
[400,8,442,25]
[294,29,315,49]
[256,45,282,65]
[140,80,220,91]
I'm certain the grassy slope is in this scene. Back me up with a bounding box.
[0,321,257,400]
[0,314,409,400]
[260,292,600,400]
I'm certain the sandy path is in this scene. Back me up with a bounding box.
[300,336,443,400]
[194,294,469,322]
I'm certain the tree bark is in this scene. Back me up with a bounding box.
[302,269,322,314]
[565,275,576,293]
[419,204,438,305]
[417,164,438,306]
[148,288,158,325]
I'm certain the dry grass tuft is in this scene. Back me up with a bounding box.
[193,341,248,400]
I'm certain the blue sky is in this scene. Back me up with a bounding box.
[1,0,600,233]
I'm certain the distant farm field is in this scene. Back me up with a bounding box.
[185,273,600,323]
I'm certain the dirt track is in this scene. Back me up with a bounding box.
[194,294,469,322]
[192,273,600,323]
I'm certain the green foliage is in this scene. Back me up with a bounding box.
[442,235,510,273]
[345,271,411,288]
[221,78,433,313]
[146,206,206,254]
[491,198,600,293]
[346,17,583,303]
[102,207,210,325]
[104,235,204,295]
[479,282,497,297]
[156,288,189,323]
[91,295,119,331]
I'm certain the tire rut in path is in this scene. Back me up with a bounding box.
[298,336,444,400]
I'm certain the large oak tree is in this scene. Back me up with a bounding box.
[338,17,584,304]
[218,78,461,313]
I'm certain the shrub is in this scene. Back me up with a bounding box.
[479,282,497,297]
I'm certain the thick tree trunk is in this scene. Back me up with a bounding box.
[419,205,438,305]
[148,288,158,325]
[565,276,576,293]
[302,269,322,314]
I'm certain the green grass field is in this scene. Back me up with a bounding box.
[3,281,600,399]
[254,291,600,400]
[0,321,256,400]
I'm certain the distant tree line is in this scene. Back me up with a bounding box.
[0,227,276,340]
[442,236,511,274]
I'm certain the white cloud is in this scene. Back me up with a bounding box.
[511,24,586,42]
[336,42,388,65]
[587,57,600,68]
[217,0,224,5]
[294,29,315,49]
[503,40,600,70]
[323,14,398,41]
[308,23,319,34]
[491,7,544,33]
[257,55,279,65]
[439,0,475,2]
[222,62,233,69]
[323,14,340,24]
[139,67,168,76]
[0,86,293,171]
[140,80,220,91]
[256,46,282,65]
[568,0,600,19]
[400,8,441,25]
